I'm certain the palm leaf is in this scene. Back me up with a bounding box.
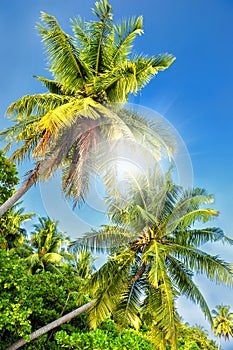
[113,16,143,63]
[167,255,212,323]
[71,225,133,253]
[133,54,176,91]
[167,208,220,233]
[114,278,143,329]
[89,0,113,75]
[33,75,67,95]
[88,249,135,328]
[71,16,91,51]
[173,227,227,247]
[171,244,233,286]
[6,93,70,118]
[37,12,88,89]
[165,188,215,226]
[43,252,64,264]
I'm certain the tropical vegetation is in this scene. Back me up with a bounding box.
[0,1,232,350]
[0,152,224,350]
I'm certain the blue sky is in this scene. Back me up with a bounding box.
[1,0,233,346]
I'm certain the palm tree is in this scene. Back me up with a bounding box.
[212,304,233,349]
[76,170,233,349]
[0,150,34,252]
[0,205,33,253]
[0,0,175,216]
[25,217,73,274]
[178,322,218,349]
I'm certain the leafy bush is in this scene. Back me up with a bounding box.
[0,252,89,349]
[0,250,32,348]
[55,319,157,349]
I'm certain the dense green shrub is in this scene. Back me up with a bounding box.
[55,319,157,350]
[0,251,89,349]
[0,250,32,348]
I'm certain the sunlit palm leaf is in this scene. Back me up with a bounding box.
[113,16,143,63]
[167,255,212,323]
[171,244,233,286]
[174,227,226,247]
[72,225,133,253]
[88,249,135,328]
[37,12,88,89]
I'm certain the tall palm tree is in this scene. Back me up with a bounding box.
[76,171,233,349]
[0,0,175,216]
[25,216,73,274]
[212,304,233,350]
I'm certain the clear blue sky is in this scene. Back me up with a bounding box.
[1,0,233,347]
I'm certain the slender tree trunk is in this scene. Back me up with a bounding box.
[6,300,95,350]
[0,128,81,217]
[218,336,221,350]
[0,163,41,217]
[130,262,146,283]
[0,176,35,217]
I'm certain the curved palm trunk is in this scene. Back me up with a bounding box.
[6,300,95,350]
[0,144,65,217]
[0,175,35,217]
[0,163,41,217]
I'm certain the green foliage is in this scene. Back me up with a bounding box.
[0,150,19,203]
[0,250,32,348]
[0,251,90,349]
[23,267,89,331]
[55,319,157,349]
[177,323,218,350]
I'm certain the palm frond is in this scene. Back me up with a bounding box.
[143,277,178,349]
[71,225,133,253]
[173,227,227,247]
[156,271,178,349]
[133,53,175,91]
[118,108,175,157]
[37,12,89,89]
[89,0,113,75]
[88,249,135,328]
[33,75,67,95]
[166,188,215,226]
[71,16,90,51]
[167,208,220,233]
[167,255,212,323]
[38,99,79,133]
[113,16,143,62]
[171,244,233,286]
[114,278,143,329]
[143,240,165,288]
[42,252,64,264]
[6,93,70,118]
[61,120,99,206]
